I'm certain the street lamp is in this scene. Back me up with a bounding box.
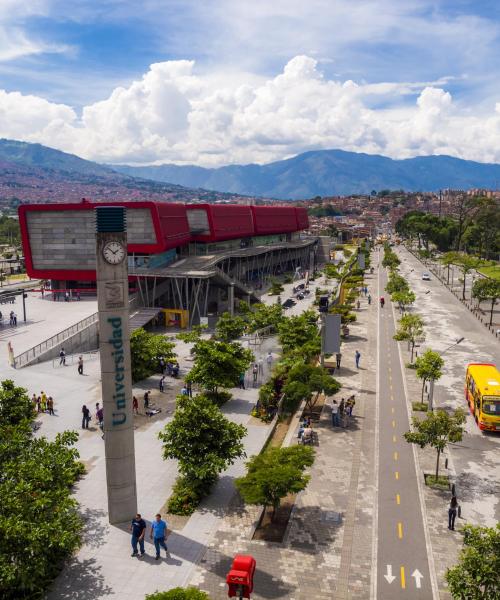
[428,337,465,411]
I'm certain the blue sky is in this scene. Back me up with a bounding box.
[1,0,500,165]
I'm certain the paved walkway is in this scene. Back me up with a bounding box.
[190,266,378,599]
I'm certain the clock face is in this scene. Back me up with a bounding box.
[102,241,126,265]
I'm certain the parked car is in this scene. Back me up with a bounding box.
[422,272,431,281]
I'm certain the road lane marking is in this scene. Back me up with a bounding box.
[396,494,400,505]
[398,522,403,538]
[391,407,395,414]
[401,566,406,589]
[392,420,396,428]
[384,565,396,584]
[412,569,423,589]
[393,435,397,443]
[395,471,399,480]
[394,451,398,460]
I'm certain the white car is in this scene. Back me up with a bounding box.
[422,272,431,281]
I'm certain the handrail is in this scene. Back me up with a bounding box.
[14,312,98,367]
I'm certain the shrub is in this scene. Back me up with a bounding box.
[167,476,207,516]
[202,390,232,407]
[146,587,211,599]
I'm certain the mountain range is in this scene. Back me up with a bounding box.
[113,149,500,199]
[1,139,500,204]
[0,139,247,206]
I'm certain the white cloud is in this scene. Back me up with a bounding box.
[1,56,500,166]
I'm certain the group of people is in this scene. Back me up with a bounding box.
[297,416,314,444]
[59,348,84,374]
[130,513,170,560]
[2,310,18,326]
[159,357,180,378]
[81,402,104,432]
[331,396,355,428]
[32,391,55,415]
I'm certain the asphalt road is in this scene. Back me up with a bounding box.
[376,255,434,598]
[397,246,500,526]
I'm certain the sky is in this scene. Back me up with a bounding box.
[0,0,500,167]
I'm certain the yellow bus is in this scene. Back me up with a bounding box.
[465,363,500,432]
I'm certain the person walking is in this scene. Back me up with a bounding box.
[368,294,372,305]
[252,363,258,384]
[143,391,150,411]
[258,357,264,376]
[339,398,346,428]
[96,404,104,432]
[36,396,41,413]
[159,376,165,393]
[130,513,147,557]
[335,352,342,370]
[331,400,340,427]
[186,380,192,397]
[355,350,361,369]
[150,514,169,560]
[41,391,47,413]
[77,355,84,375]
[448,496,458,530]
[82,404,91,429]
[181,385,189,396]
[238,372,245,390]
[266,351,273,368]
[47,396,54,415]
[12,312,17,326]
[132,396,139,415]
[59,347,66,366]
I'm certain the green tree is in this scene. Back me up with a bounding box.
[441,251,460,285]
[453,253,486,300]
[236,446,314,520]
[146,587,211,599]
[0,381,84,600]
[247,302,284,332]
[214,312,247,342]
[393,313,425,362]
[130,328,176,382]
[0,380,34,426]
[282,363,340,413]
[391,290,416,313]
[415,350,444,403]
[268,280,284,295]
[186,339,253,397]
[386,272,409,295]
[277,310,320,361]
[158,394,246,487]
[404,409,466,480]
[176,324,208,344]
[472,278,500,326]
[445,523,500,600]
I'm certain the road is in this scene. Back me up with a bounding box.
[397,246,500,526]
[376,254,435,598]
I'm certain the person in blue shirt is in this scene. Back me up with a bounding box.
[150,513,169,559]
[129,513,146,557]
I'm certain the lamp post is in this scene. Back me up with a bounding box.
[428,337,465,411]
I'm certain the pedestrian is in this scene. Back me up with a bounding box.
[36,396,41,413]
[9,311,13,325]
[96,404,104,431]
[181,385,188,396]
[13,312,17,326]
[130,513,147,557]
[355,350,361,369]
[150,514,169,560]
[65,292,70,302]
[252,363,258,383]
[82,404,91,428]
[331,400,340,427]
[31,393,37,410]
[76,291,81,301]
[266,351,273,367]
[356,300,360,310]
[159,357,165,373]
[339,398,345,427]
[41,391,47,412]
[336,352,342,370]
[186,380,192,397]
[143,391,150,411]
[258,358,264,375]
[59,347,66,366]
[159,376,165,393]
[47,396,54,415]
[448,496,458,531]
[165,361,173,376]
[368,294,372,305]
[77,355,83,375]
[238,372,245,390]
[132,396,139,414]
[346,397,355,417]
[172,363,179,377]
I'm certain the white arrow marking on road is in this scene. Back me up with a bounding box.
[412,569,424,588]
[384,565,396,584]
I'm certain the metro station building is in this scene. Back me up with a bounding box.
[19,201,316,326]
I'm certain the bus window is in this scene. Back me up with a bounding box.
[482,397,500,416]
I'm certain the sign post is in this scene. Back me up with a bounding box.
[95,206,137,524]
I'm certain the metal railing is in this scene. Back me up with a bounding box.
[51,349,100,368]
[14,312,98,368]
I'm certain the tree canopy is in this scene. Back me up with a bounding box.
[214,311,247,342]
[445,523,500,600]
[472,278,500,326]
[236,445,314,520]
[393,313,425,362]
[130,328,176,382]
[415,350,444,402]
[158,394,246,486]
[277,310,321,362]
[404,408,466,480]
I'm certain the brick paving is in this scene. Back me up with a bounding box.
[190,272,378,599]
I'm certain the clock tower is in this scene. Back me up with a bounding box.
[95,206,137,524]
